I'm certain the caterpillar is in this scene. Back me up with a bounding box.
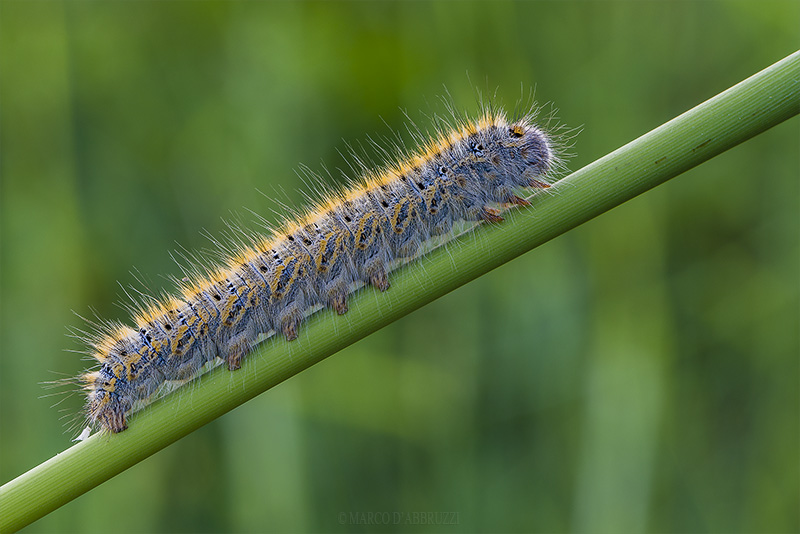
[73,103,560,434]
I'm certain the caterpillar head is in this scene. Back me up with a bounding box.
[509,123,553,180]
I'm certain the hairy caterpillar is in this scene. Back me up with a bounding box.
[73,104,560,434]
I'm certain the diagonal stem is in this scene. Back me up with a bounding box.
[1,49,798,534]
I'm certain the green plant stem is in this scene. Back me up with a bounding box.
[2,50,798,533]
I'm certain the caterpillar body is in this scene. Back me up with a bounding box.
[77,107,558,434]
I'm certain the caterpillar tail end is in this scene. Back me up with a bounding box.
[96,403,129,433]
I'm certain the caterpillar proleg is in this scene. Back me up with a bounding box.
[73,102,562,434]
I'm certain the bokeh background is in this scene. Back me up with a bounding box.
[1,2,798,532]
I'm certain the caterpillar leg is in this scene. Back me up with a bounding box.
[281,316,301,341]
[479,207,504,223]
[226,337,251,371]
[369,269,390,292]
[360,258,390,292]
[330,291,349,315]
[506,194,531,207]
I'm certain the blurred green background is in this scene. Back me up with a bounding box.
[1,1,798,532]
